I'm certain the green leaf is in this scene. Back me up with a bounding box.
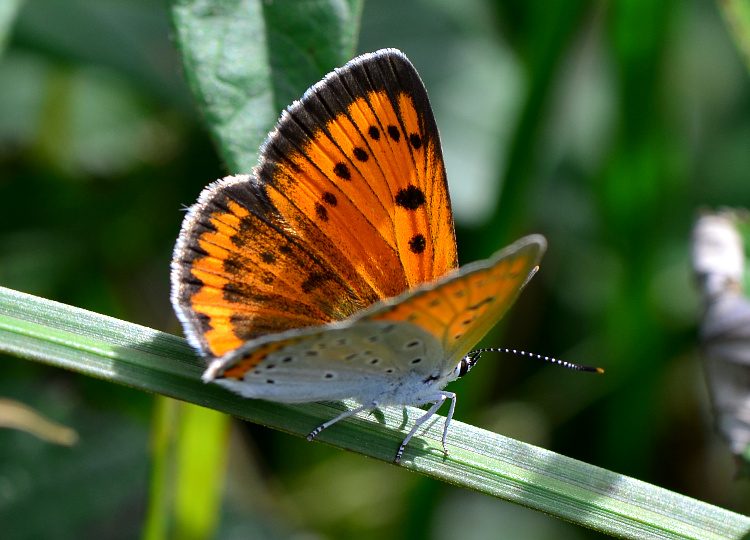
[475,0,590,257]
[717,0,750,77]
[169,0,363,174]
[0,0,24,55]
[142,397,230,540]
[1,285,749,539]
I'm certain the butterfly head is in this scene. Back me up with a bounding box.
[455,351,481,379]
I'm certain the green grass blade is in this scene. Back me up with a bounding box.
[169,0,363,174]
[0,0,23,55]
[1,285,749,539]
[717,0,750,76]
[142,398,179,540]
[475,0,589,257]
[142,397,230,540]
[173,402,229,539]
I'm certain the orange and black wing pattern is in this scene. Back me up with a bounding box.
[366,235,545,369]
[171,49,458,358]
[201,235,545,383]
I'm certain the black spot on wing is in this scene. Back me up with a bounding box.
[322,192,337,206]
[315,202,329,222]
[261,252,275,264]
[395,185,426,210]
[467,297,495,311]
[353,147,369,161]
[408,234,426,254]
[333,162,351,180]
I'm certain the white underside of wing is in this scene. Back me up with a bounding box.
[206,320,451,406]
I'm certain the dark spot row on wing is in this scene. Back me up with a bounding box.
[204,186,370,325]
[247,321,429,379]
[253,51,448,269]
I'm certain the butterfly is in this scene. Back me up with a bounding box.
[171,48,547,463]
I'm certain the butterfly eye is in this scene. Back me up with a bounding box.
[454,356,476,378]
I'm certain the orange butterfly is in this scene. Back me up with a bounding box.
[172,49,548,462]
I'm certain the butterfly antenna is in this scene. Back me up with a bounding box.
[469,348,604,373]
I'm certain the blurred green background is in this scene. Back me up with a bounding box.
[2,0,750,538]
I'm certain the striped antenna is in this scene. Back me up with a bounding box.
[468,348,604,373]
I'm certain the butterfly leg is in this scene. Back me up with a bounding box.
[307,401,379,441]
[395,391,455,464]
[441,391,457,454]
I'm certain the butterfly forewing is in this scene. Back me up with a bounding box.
[366,235,546,369]
[260,51,457,293]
